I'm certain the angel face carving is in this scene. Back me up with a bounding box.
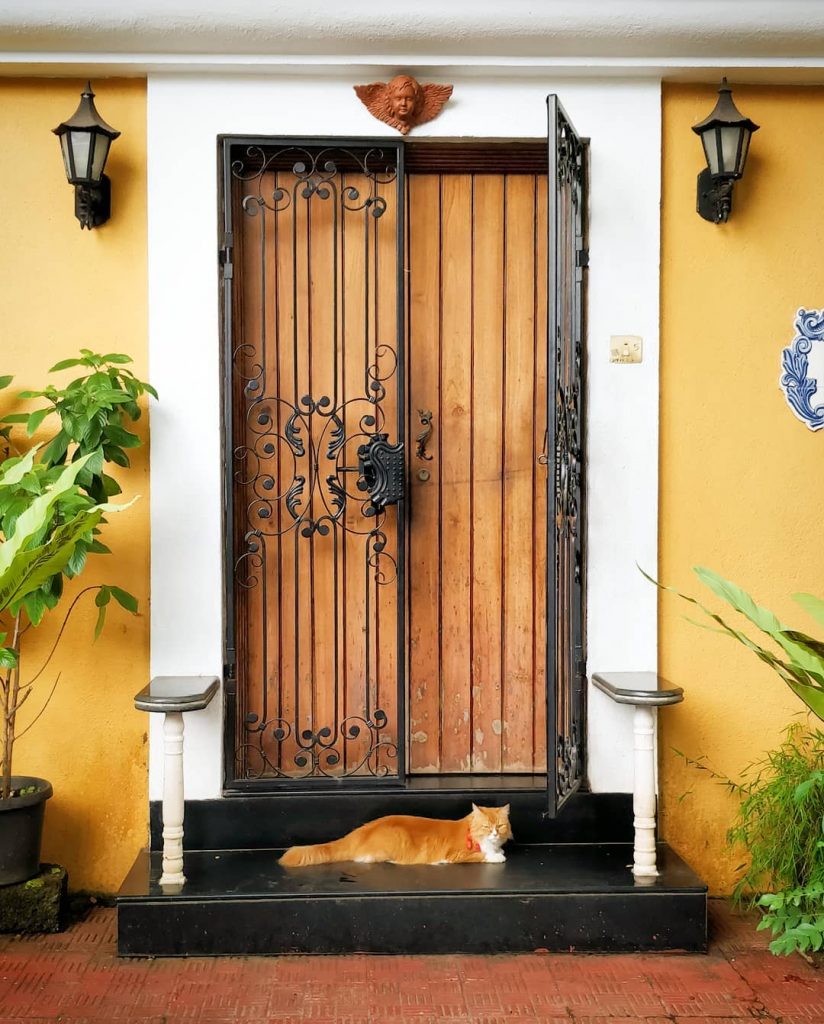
[354,75,453,135]
[387,76,423,127]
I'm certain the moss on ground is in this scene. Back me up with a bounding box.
[0,864,67,933]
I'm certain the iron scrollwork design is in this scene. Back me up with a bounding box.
[230,143,403,781]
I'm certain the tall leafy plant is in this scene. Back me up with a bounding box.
[650,566,824,956]
[0,352,156,800]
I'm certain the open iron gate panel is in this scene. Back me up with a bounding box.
[219,114,588,812]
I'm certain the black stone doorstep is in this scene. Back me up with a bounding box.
[117,842,707,956]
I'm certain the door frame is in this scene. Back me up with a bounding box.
[217,132,588,798]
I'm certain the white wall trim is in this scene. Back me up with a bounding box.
[6,53,824,83]
[3,0,824,60]
[147,72,660,800]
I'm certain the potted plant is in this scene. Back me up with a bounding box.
[0,352,156,885]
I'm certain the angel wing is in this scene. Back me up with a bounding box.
[354,83,389,117]
[417,84,454,127]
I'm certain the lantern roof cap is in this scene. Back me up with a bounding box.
[692,78,759,135]
[52,81,121,139]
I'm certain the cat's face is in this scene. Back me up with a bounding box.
[470,803,513,844]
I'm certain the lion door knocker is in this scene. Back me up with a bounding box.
[354,75,453,135]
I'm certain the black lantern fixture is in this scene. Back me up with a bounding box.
[52,82,120,230]
[691,78,759,224]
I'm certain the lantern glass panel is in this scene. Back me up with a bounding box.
[738,130,752,175]
[59,134,73,180]
[69,130,92,182]
[719,126,744,176]
[90,134,111,183]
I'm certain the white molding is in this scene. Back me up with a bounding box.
[6,53,824,83]
[3,0,824,61]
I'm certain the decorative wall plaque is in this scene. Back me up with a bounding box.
[354,75,453,135]
[780,308,824,431]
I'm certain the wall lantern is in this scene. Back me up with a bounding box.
[52,82,120,230]
[691,78,759,224]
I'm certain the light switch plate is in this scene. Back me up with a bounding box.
[610,335,643,364]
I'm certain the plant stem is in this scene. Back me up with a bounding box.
[1,614,21,801]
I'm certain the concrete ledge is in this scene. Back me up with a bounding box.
[0,864,68,934]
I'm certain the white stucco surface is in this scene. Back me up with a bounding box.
[147,72,660,800]
[3,1,824,59]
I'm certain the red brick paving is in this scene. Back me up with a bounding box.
[0,900,821,1023]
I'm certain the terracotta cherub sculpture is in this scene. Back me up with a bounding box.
[354,75,453,135]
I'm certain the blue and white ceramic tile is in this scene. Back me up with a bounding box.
[780,308,824,431]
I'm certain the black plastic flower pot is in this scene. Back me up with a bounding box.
[0,777,53,886]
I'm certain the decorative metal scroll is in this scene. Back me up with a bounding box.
[546,97,588,815]
[223,141,405,783]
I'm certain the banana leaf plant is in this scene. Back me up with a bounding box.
[642,565,824,723]
[0,354,155,800]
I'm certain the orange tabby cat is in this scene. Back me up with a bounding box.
[280,803,512,867]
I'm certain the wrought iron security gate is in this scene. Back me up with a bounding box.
[220,139,405,786]
[546,97,588,814]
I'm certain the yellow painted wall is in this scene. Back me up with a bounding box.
[0,79,148,892]
[660,84,824,893]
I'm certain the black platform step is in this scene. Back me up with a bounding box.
[117,842,707,956]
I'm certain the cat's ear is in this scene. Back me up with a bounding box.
[471,803,480,814]
[501,804,511,816]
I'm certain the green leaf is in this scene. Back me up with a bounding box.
[109,586,138,614]
[0,446,40,490]
[102,424,141,449]
[794,593,824,632]
[40,430,69,467]
[100,354,133,365]
[0,414,29,424]
[48,358,84,373]
[94,602,107,640]
[0,375,12,391]
[143,383,159,401]
[25,408,50,437]
[95,586,110,607]
[0,646,17,668]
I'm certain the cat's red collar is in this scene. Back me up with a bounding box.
[465,830,481,852]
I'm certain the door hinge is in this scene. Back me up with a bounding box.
[224,651,237,694]
[576,248,589,268]
[219,232,234,280]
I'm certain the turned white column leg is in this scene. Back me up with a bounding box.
[160,711,186,886]
[632,704,658,878]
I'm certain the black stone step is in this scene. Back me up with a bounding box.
[149,788,633,850]
[117,842,707,956]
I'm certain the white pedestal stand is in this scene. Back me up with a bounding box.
[134,676,220,890]
[592,672,684,881]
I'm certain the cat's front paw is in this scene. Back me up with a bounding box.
[484,851,506,863]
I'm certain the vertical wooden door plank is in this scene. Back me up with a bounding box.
[470,174,505,773]
[533,174,549,771]
[407,174,442,773]
[502,175,537,772]
[439,174,473,773]
[375,176,400,775]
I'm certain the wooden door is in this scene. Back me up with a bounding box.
[407,166,549,774]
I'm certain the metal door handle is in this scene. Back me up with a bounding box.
[415,409,434,461]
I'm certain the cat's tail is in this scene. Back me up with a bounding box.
[279,839,347,867]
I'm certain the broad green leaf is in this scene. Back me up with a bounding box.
[26,408,50,437]
[0,508,104,611]
[95,586,111,607]
[100,353,133,365]
[0,413,28,424]
[0,375,12,390]
[143,383,159,401]
[109,586,138,614]
[693,567,824,683]
[0,646,17,668]
[0,446,40,490]
[40,430,69,466]
[48,358,84,372]
[794,593,824,631]
[0,453,93,577]
[22,588,47,626]
[94,602,107,640]
[103,424,141,448]
[785,677,824,722]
